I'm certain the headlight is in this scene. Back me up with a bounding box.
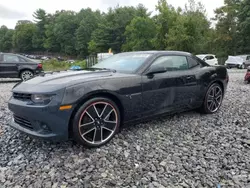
[31,94,54,104]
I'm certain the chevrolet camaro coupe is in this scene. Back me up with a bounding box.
[8,51,229,147]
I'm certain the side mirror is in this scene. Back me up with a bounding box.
[146,66,167,75]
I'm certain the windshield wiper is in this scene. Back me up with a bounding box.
[86,67,117,73]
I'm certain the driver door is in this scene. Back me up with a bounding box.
[141,55,199,117]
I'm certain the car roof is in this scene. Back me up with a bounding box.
[119,50,193,56]
[196,54,215,56]
[1,52,22,56]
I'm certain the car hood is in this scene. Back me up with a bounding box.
[12,70,123,93]
[225,56,244,64]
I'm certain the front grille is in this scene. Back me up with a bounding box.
[13,93,31,100]
[14,115,33,130]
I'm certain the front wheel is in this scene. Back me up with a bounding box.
[72,97,121,148]
[242,63,247,69]
[200,83,223,114]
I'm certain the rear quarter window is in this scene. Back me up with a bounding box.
[18,57,28,62]
[187,57,199,68]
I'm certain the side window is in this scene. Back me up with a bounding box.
[206,56,214,60]
[187,57,199,68]
[151,56,189,71]
[18,57,27,62]
[247,56,250,60]
[0,55,3,62]
[3,55,19,63]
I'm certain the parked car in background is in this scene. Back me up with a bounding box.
[41,56,50,61]
[8,51,229,147]
[57,56,64,61]
[225,55,250,69]
[196,54,218,66]
[241,57,250,69]
[66,60,76,64]
[0,53,43,81]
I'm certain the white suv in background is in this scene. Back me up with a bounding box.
[196,54,218,66]
[225,55,250,69]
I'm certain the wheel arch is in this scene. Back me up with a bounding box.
[68,90,124,139]
[210,80,225,95]
[18,68,34,78]
[202,79,225,102]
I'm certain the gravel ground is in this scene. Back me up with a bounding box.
[0,70,250,188]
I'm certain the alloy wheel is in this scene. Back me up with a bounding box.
[78,101,118,145]
[206,85,223,113]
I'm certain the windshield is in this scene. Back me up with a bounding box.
[92,53,152,73]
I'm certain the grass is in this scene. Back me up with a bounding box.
[41,59,87,71]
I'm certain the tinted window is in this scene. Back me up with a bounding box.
[3,55,19,63]
[150,56,188,71]
[92,53,152,73]
[187,57,199,68]
[18,57,27,62]
[247,56,250,60]
[205,56,214,60]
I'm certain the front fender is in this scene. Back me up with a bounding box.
[61,81,119,105]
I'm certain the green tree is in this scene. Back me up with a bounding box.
[89,20,113,53]
[155,0,211,54]
[122,17,157,51]
[213,0,240,56]
[44,13,61,52]
[75,8,101,57]
[0,25,14,52]
[154,0,180,50]
[53,10,78,55]
[32,9,48,51]
[13,20,36,52]
[238,0,250,54]
[88,40,98,55]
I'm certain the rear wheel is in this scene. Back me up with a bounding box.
[200,83,223,114]
[20,70,34,81]
[72,97,120,147]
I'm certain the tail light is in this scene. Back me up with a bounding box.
[37,63,42,69]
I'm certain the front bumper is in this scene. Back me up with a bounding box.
[8,96,74,142]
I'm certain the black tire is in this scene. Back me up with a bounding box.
[242,63,247,69]
[20,70,34,81]
[72,97,121,148]
[200,83,223,114]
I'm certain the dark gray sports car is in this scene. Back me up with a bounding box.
[8,51,229,147]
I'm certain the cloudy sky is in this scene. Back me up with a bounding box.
[0,0,224,29]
